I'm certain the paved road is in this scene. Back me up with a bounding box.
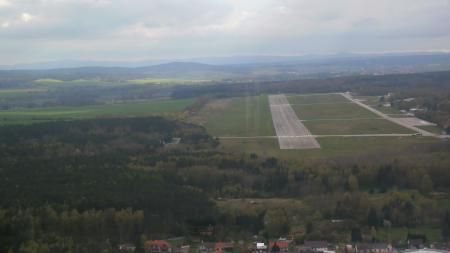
[340,93,436,137]
[268,94,320,149]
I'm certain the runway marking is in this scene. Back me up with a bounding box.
[268,94,320,150]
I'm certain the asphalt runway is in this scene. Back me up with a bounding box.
[269,94,321,149]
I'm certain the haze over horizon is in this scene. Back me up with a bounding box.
[1,0,450,65]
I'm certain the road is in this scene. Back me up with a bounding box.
[340,92,436,137]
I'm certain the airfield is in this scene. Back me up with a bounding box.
[0,86,446,159]
[194,92,445,159]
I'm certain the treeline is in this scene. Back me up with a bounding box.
[0,207,145,253]
[172,71,450,99]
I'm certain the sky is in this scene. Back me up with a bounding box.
[0,0,450,64]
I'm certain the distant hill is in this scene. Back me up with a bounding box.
[1,53,450,81]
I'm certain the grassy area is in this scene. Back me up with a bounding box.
[418,125,445,135]
[218,136,438,160]
[33,79,111,86]
[127,78,212,85]
[33,79,64,84]
[353,95,381,105]
[303,119,414,135]
[287,93,349,104]
[370,105,405,115]
[291,102,379,120]
[198,95,274,137]
[0,98,194,125]
[0,88,48,95]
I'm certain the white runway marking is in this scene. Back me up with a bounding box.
[268,94,320,149]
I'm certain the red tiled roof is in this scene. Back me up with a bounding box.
[146,240,172,250]
[270,241,290,249]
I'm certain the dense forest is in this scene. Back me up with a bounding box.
[0,116,450,252]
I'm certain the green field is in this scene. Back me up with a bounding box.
[0,88,48,96]
[370,105,405,115]
[0,98,194,125]
[33,79,65,84]
[353,95,381,105]
[418,125,445,134]
[197,95,274,137]
[303,118,414,135]
[291,102,379,120]
[127,78,212,85]
[218,136,438,160]
[287,93,349,104]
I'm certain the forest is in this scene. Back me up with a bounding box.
[0,116,450,252]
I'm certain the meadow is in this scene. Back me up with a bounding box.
[291,102,379,120]
[0,98,194,125]
[196,95,275,137]
[287,93,349,104]
[218,136,437,160]
[127,78,212,85]
[303,118,415,135]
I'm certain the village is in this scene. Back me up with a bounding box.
[118,236,450,253]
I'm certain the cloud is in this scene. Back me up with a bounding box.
[0,0,450,64]
[21,13,33,23]
[0,0,10,8]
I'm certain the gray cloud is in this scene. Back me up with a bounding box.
[0,0,449,64]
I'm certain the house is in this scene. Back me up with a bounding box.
[355,243,391,253]
[302,241,328,252]
[145,240,172,253]
[173,245,190,253]
[269,239,290,252]
[119,243,136,253]
[198,242,234,253]
[250,242,268,253]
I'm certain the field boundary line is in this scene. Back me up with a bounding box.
[271,102,353,106]
[216,134,416,139]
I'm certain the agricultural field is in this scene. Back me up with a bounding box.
[194,95,274,137]
[0,88,48,96]
[33,79,110,86]
[0,98,194,125]
[127,78,212,85]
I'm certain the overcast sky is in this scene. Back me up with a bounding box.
[1,0,450,64]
